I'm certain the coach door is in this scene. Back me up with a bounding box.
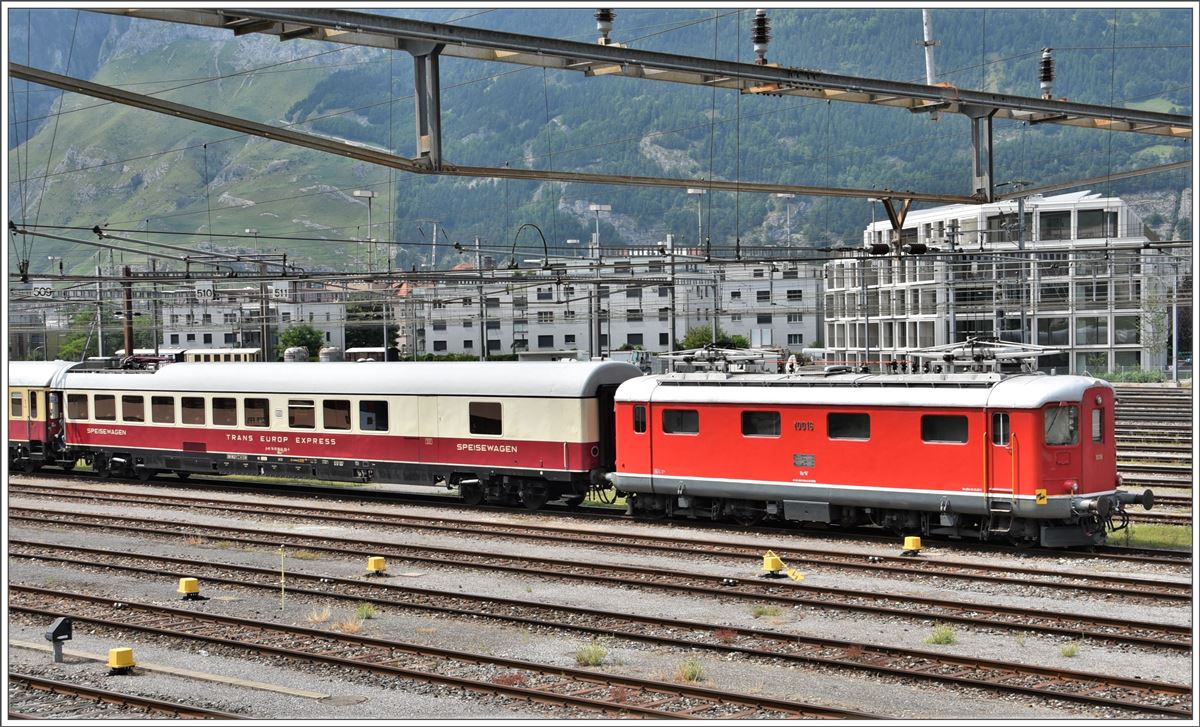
[987,410,1016,503]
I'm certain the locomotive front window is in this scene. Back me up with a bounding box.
[633,405,647,433]
[741,411,781,437]
[288,400,316,429]
[94,395,116,421]
[360,400,389,432]
[10,392,22,418]
[1091,408,1103,443]
[662,409,699,434]
[991,412,1010,445]
[245,398,270,428]
[827,412,869,440]
[67,394,88,420]
[182,397,206,425]
[921,415,968,443]
[121,395,145,423]
[1044,405,1079,446]
[323,400,351,430]
[152,396,175,424]
[213,397,237,426]
[469,402,503,435]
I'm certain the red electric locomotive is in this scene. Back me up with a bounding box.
[610,370,1154,547]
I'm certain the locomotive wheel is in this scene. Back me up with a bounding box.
[175,471,190,480]
[562,494,585,508]
[728,501,766,526]
[460,482,485,506]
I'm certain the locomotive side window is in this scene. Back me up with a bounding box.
[633,405,647,433]
[94,395,116,421]
[1044,405,1079,445]
[182,397,206,425]
[991,412,1010,445]
[662,409,699,434]
[213,397,237,426]
[323,400,351,430]
[10,391,22,418]
[121,395,145,423]
[921,414,968,443]
[1091,408,1103,443]
[827,412,869,440]
[741,411,781,437]
[152,396,175,424]
[360,400,389,432]
[244,398,270,428]
[67,394,89,420]
[289,400,316,429]
[469,402,503,435]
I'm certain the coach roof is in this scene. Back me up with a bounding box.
[57,361,644,398]
[9,360,78,388]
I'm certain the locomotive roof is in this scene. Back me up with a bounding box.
[8,360,78,387]
[616,372,1110,409]
[54,361,644,398]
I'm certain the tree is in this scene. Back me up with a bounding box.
[276,323,324,360]
[678,324,747,350]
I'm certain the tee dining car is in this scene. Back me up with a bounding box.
[609,370,1153,547]
[46,360,641,509]
[8,360,77,473]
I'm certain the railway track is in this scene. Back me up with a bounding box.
[10,503,1192,605]
[8,586,869,720]
[8,543,1191,717]
[7,672,246,720]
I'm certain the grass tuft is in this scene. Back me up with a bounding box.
[750,604,782,618]
[306,606,332,624]
[1108,523,1192,550]
[575,640,607,666]
[674,658,704,683]
[1060,641,1080,658]
[926,624,955,645]
[355,603,378,620]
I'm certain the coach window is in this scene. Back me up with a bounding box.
[244,398,270,428]
[633,405,647,433]
[742,411,781,437]
[30,392,39,418]
[662,409,699,435]
[323,400,351,430]
[10,392,22,418]
[121,395,145,423]
[991,412,1010,446]
[1091,408,1103,443]
[152,396,175,424]
[921,415,968,443]
[827,412,869,440]
[213,397,237,426]
[469,402,503,436]
[359,400,389,432]
[67,394,89,420]
[181,397,206,425]
[94,395,116,421]
[1044,405,1079,446]
[289,400,316,429]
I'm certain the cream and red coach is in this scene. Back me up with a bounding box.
[8,360,76,473]
[54,360,641,508]
[610,371,1153,547]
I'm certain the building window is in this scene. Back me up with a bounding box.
[658,307,669,322]
[757,314,772,324]
[244,398,270,427]
[626,287,641,299]
[921,415,968,443]
[659,332,669,346]
[1078,209,1117,239]
[564,310,576,320]
[757,290,770,302]
[537,288,553,301]
[627,310,643,323]
[828,412,870,440]
[538,335,554,348]
[741,411,780,437]
[433,320,447,331]
[787,289,803,302]
[469,402,503,435]
[1113,315,1140,344]
[464,320,474,328]
[627,333,643,347]
[565,335,575,345]
[169,334,180,344]
[433,340,447,351]
[663,409,699,434]
[787,313,803,323]
[486,320,501,330]
[203,333,213,344]
[1045,406,1079,446]
[753,269,764,278]
[1039,211,1071,240]
[1076,317,1108,346]
[224,333,237,344]
[787,334,804,345]
[537,311,554,323]
[186,334,196,342]
[1037,317,1070,346]
[463,340,473,349]
[658,286,669,297]
[730,291,742,300]
[213,397,237,426]
[360,400,389,431]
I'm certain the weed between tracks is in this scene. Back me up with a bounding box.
[1107,523,1192,550]
[926,624,955,645]
[575,640,608,666]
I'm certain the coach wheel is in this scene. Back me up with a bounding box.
[95,459,113,478]
[520,485,549,511]
[136,468,157,482]
[21,459,39,475]
[460,482,485,506]
[175,471,190,480]
[60,458,76,472]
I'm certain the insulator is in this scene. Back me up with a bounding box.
[1039,48,1054,99]
[752,9,771,63]
[902,242,928,255]
[595,8,614,42]
[867,243,891,256]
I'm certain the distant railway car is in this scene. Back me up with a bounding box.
[182,348,262,363]
[610,371,1152,547]
[8,360,76,473]
[53,361,642,508]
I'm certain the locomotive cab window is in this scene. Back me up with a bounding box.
[181,397,206,425]
[921,415,968,443]
[288,400,316,429]
[662,409,699,435]
[1091,408,1103,443]
[1044,405,1079,446]
[67,394,88,420]
[827,412,870,440]
[323,400,351,430]
[244,398,270,428]
[94,395,116,421]
[991,412,1010,445]
[121,395,145,423]
[632,405,647,433]
[10,391,22,418]
[741,411,781,437]
[213,397,237,426]
[152,396,175,424]
[469,402,503,436]
[359,400,389,432]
